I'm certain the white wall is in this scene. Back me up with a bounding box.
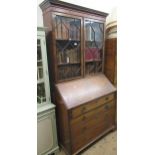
[106,7,117,25]
[37,0,117,27]
[37,0,44,27]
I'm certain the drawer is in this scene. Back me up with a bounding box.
[71,116,106,153]
[70,100,115,135]
[80,109,115,147]
[71,107,105,137]
[85,122,105,143]
[71,119,106,153]
[71,101,116,152]
[70,100,115,126]
[70,93,115,119]
[85,94,114,112]
[70,104,105,125]
[71,116,105,153]
[70,101,116,138]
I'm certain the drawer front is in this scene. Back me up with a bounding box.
[71,101,116,153]
[70,103,105,126]
[87,108,115,142]
[71,115,105,153]
[70,100,115,127]
[71,107,105,136]
[70,93,115,119]
[71,111,116,153]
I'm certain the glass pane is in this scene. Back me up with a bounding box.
[37,40,42,61]
[37,39,46,104]
[56,40,80,64]
[37,83,46,104]
[37,39,44,80]
[55,16,80,40]
[54,15,81,81]
[37,62,43,80]
[85,20,104,75]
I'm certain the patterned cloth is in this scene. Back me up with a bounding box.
[85,48,101,61]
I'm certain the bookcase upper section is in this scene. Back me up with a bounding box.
[40,0,108,83]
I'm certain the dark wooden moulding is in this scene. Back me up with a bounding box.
[40,1,116,155]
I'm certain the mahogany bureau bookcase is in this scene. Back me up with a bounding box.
[40,0,117,155]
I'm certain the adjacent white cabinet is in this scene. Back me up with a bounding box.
[37,104,59,155]
[37,27,59,155]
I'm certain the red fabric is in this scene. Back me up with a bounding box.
[85,48,100,61]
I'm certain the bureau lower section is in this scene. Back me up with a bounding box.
[55,92,116,155]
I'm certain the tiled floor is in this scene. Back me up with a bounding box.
[58,131,117,155]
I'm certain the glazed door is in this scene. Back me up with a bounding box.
[37,37,51,105]
[84,19,105,76]
[53,13,83,82]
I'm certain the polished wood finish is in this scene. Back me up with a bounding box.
[54,88,72,154]
[40,1,116,155]
[71,101,116,153]
[55,74,115,109]
[104,25,117,86]
[70,93,114,119]
[54,75,116,155]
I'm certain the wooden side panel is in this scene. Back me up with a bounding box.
[104,38,117,86]
[42,11,52,32]
[54,87,71,155]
